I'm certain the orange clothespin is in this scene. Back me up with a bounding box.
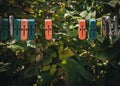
[45,19,52,40]
[78,20,86,40]
[21,19,28,40]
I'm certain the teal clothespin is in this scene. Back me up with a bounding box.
[89,19,97,40]
[1,19,9,40]
[28,19,35,40]
[14,19,21,40]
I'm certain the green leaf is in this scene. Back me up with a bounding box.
[80,10,88,18]
[24,66,37,78]
[58,45,75,60]
[49,64,57,75]
[42,65,50,71]
[61,59,80,81]
[78,62,93,82]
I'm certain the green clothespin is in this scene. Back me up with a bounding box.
[89,19,97,40]
[14,19,21,40]
[1,19,9,40]
[28,19,35,40]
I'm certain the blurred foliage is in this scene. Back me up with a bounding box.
[0,0,120,86]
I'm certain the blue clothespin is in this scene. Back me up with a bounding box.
[14,19,21,40]
[89,19,97,40]
[1,19,9,40]
[28,19,35,40]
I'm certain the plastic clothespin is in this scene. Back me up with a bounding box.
[0,16,1,30]
[14,19,21,40]
[101,17,107,37]
[0,16,1,28]
[21,19,28,40]
[1,19,9,40]
[9,15,14,37]
[113,16,118,37]
[78,20,86,40]
[28,19,35,40]
[0,16,2,40]
[45,19,52,40]
[105,16,113,36]
[89,19,97,40]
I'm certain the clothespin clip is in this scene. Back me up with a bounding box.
[1,19,9,40]
[89,19,97,40]
[45,19,52,40]
[113,16,118,37]
[14,19,21,40]
[101,17,107,37]
[9,15,14,38]
[28,19,35,40]
[21,19,28,40]
[78,20,86,40]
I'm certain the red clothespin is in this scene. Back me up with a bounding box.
[78,20,86,40]
[21,19,28,40]
[45,19,52,40]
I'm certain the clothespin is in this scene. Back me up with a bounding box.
[45,19,52,40]
[28,19,35,40]
[9,15,14,38]
[101,17,107,37]
[0,16,1,30]
[14,19,21,40]
[0,16,2,41]
[0,16,1,27]
[1,19,9,40]
[78,20,86,40]
[105,16,113,36]
[89,19,97,40]
[21,19,28,40]
[113,16,118,37]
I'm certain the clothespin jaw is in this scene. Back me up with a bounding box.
[21,19,28,40]
[1,19,9,40]
[28,19,35,40]
[14,19,21,40]
[45,19,52,40]
[89,19,97,40]
[113,16,118,37]
[9,15,14,37]
[101,17,107,37]
[78,20,86,40]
